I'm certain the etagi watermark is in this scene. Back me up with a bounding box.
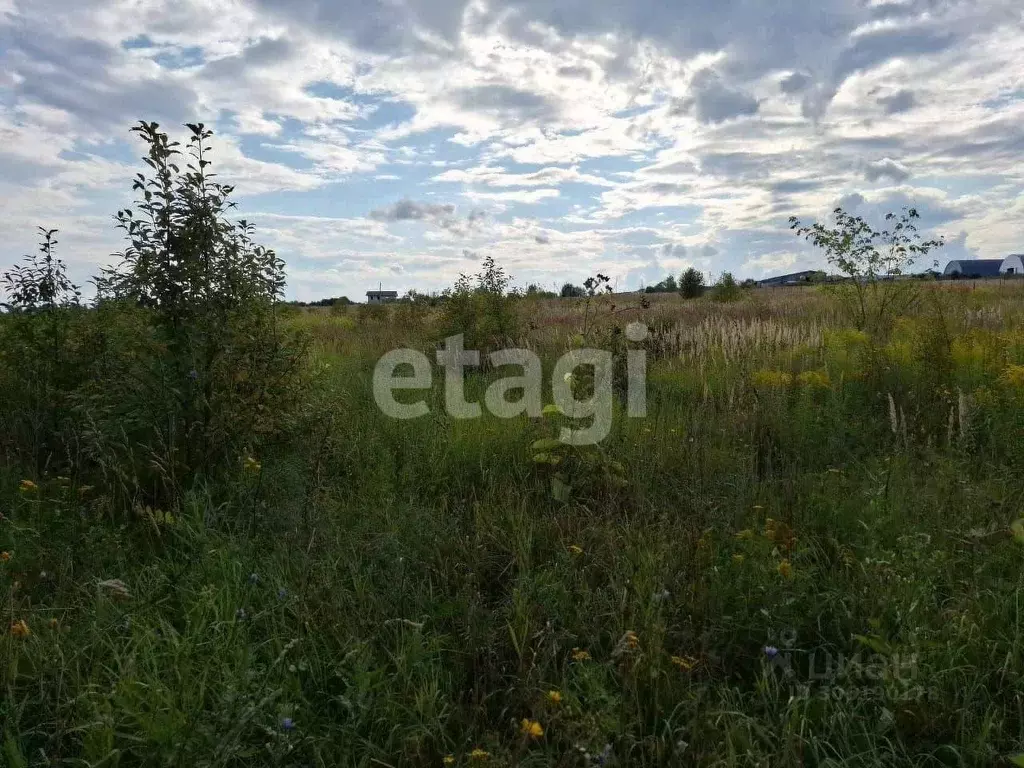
[372,323,650,445]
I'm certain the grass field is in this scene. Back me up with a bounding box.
[3,282,1024,767]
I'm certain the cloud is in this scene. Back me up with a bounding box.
[780,71,812,94]
[864,157,911,183]
[877,89,917,114]
[672,69,759,124]
[369,199,457,222]
[1,0,1022,301]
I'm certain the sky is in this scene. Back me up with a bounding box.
[1,0,1022,301]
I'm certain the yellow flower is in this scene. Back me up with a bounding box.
[568,544,584,555]
[443,757,455,765]
[469,748,489,761]
[777,559,794,579]
[571,647,591,662]
[243,456,262,474]
[671,655,697,671]
[1000,365,1024,388]
[624,630,640,650]
[546,690,562,704]
[0,551,10,563]
[732,553,745,564]
[48,618,60,630]
[520,719,544,739]
[734,529,755,540]
[751,369,793,389]
[797,369,831,389]
[10,619,30,638]
[19,479,38,493]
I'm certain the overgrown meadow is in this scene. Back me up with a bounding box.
[3,124,1024,767]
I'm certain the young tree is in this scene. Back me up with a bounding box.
[709,271,742,302]
[679,268,705,299]
[560,282,585,298]
[790,206,944,334]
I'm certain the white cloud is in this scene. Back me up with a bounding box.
[1,0,1023,300]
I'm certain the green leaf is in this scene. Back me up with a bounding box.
[550,475,572,503]
[541,404,563,418]
[3,735,27,768]
[1011,519,1024,545]
[1008,755,1024,767]
[531,438,566,453]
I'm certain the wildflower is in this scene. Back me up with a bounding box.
[734,529,755,540]
[278,587,288,600]
[568,544,584,555]
[765,518,796,549]
[248,572,261,585]
[732,553,745,564]
[281,717,295,731]
[243,456,262,474]
[652,588,670,602]
[1000,365,1024,388]
[751,369,793,389]
[764,645,779,658]
[188,369,199,381]
[469,748,490,760]
[10,619,30,638]
[48,618,59,630]
[671,655,697,671]
[444,757,455,765]
[623,630,640,650]
[547,690,562,704]
[797,369,831,389]
[236,608,248,621]
[0,551,10,563]
[19,479,38,494]
[777,559,794,579]
[520,719,544,738]
[571,647,591,662]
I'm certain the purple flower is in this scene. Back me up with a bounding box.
[764,645,779,658]
[188,369,198,381]
[248,572,260,585]
[281,717,295,731]
[278,587,288,600]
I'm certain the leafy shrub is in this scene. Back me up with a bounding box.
[0,229,86,472]
[790,206,944,335]
[709,271,743,302]
[439,255,521,351]
[0,121,309,511]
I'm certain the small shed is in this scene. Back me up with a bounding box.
[942,260,1004,278]
[366,290,399,304]
[1000,255,1024,275]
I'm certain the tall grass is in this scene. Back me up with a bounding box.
[4,281,1024,766]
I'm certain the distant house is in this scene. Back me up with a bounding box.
[1000,254,1024,275]
[942,260,1004,278]
[366,290,399,304]
[755,270,819,287]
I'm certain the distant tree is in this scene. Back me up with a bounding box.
[645,274,678,294]
[679,268,705,299]
[560,282,585,298]
[709,272,742,302]
[526,283,558,298]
